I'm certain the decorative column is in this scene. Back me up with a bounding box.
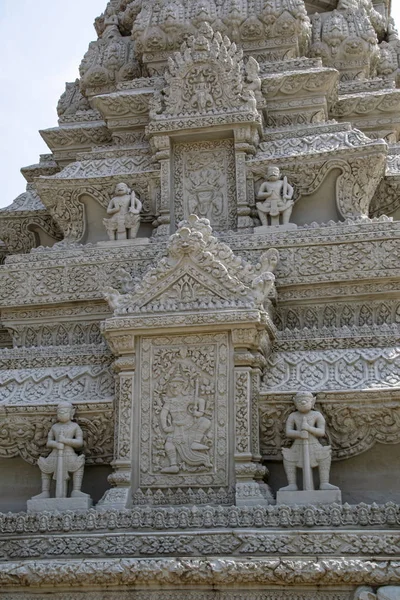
[151,135,172,237]
[232,327,274,506]
[234,126,259,232]
[97,336,135,510]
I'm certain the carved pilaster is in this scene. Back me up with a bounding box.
[98,336,135,510]
[152,136,172,237]
[232,327,273,506]
[234,127,259,231]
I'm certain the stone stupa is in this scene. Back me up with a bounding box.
[0,1,400,599]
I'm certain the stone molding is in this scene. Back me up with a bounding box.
[0,556,398,589]
[263,346,400,391]
[0,223,400,307]
[0,592,353,600]
[1,502,400,533]
[1,528,400,562]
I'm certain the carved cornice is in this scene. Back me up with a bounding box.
[0,363,114,406]
[1,529,400,562]
[1,502,400,533]
[0,557,398,589]
[20,154,59,183]
[0,592,352,600]
[331,90,400,119]
[40,124,112,163]
[264,346,400,391]
[261,67,338,99]
[92,90,153,130]
[0,224,400,306]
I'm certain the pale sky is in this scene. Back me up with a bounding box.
[0,1,400,209]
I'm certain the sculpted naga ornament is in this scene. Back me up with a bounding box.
[32,402,89,500]
[103,182,142,241]
[279,392,339,494]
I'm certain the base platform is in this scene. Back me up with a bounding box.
[276,489,342,506]
[254,223,298,233]
[27,497,92,513]
[97,238,150,247]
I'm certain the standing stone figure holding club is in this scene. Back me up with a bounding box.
[32,402,88,499]
[279,392,339,493]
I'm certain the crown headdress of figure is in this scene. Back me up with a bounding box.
[168,364,187,385]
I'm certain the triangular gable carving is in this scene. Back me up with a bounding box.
[104,215,279,316]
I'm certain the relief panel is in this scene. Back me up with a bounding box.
[137,333,230,492]
[173,140,237,231]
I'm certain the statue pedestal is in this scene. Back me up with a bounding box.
[276,489,342,506]
[27,497,92,514]
[97,238,150,248]
[254,224,298,234]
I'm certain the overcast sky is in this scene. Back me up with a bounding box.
[1,0,400,209]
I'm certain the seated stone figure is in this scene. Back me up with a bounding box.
[256,166,294,227]
[32,402,88,499]
[280,391,339,492]
[103,182,142,241]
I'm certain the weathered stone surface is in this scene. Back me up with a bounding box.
[1,0,400,597]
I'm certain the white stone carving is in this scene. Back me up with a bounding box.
[2,0,400,596]
[103,182,143,241]
[277,392,340,505]
[138,333,228,490]
[0,556,399,589]
[154,22,258,120]
[158,366,212,474]
[28,402,92,512]
[174,140,236,231]
[255,166,296,229]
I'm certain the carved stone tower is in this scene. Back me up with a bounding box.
[0,1,400,599]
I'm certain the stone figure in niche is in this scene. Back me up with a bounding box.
[103,182,142,241]
[256,166,294,227]
[160,368,212,473]
[279,392,339,492]
[32,402,89,499]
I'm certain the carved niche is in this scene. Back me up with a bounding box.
[173,140,237,231]
[138,333,229,490]
[102,215,277,507]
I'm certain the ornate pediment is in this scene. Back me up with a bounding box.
[151,22,259,120]
[104,215,278,315]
